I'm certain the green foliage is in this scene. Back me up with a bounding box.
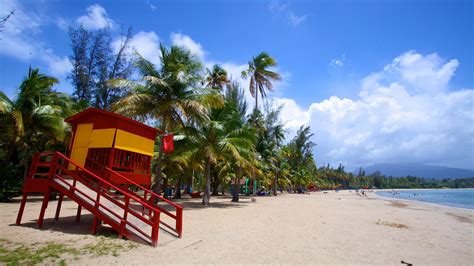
[0,163,24,201]
[111,45,223,132]
[206,64,230,91]
[314,165,474,189]
[68,25,133,109]
[5,43,471,212]
[0,67,81,202]
[242,52,281,111]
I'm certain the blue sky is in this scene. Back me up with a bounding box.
[1,0,473,169]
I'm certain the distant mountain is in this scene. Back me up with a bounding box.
[356,163,474,179]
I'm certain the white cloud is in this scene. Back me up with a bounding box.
[55,17,69,31]
[42,50,72,76]
[218,62,255,107]
[268,1,288,13]
[330,54,347,68]
[76,4,114,30]
[276,51,474,169]
[268,1,308,27]
[273,97,310,129]
[144,0,157,11]
[381,50,458,94]
[331,59,344,67]
[0,0,72,77]
[170,33,206,59]
[288,12,307,26]
[112,31,161,65]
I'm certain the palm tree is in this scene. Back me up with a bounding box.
[0,67,71,174]
[205,64,230,91]
[185,99,255,206]
[112,45,223,131]
[111,44,223,195]
[241,52,281,112]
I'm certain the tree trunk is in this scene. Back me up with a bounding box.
[252,168,257,196]
[191,170,194,193]
[202,156,211,206]
[173,175,182,199]
[232,165,242,202]
[152,138,163,197]
[22,145,29,180]
[211,167,219,196]
[163,177,168,199]
[273,167,278,196]
[255,80,259,112]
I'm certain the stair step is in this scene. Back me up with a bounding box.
[53,178,153,244]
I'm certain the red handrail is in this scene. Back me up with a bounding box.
[49,152,163,245]
[54,173,156,243]
[105,167,181,208]
[104,167,183,237]
[55,152,161,214]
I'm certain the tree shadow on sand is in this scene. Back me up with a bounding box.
[155,196,253,211]
[10,214,119,239]
[12,211,188,242]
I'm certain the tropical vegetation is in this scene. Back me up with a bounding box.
[1,25,473,203]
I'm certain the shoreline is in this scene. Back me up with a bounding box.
[371,189,474,211]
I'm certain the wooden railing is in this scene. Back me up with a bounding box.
[43,152,163,246]
[105,167,183,238]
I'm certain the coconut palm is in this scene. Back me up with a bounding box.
[205,64,230,91]
[0,67,71,174]
[241,52,281,112]
[185,101,256,206]
[111,45,224,195]
[112,45,223,131]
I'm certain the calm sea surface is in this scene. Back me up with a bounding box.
[376,189,474,210]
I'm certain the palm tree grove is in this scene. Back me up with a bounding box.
[1,25,472,204]
[0,24,341,205]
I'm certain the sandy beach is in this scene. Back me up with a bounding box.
[1,190,473,265]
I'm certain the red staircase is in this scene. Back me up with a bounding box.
[16,152,183,247]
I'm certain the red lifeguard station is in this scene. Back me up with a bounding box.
[16,108,182,247]
[66,108,159,187]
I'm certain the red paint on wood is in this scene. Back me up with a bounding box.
[65,108,161,140]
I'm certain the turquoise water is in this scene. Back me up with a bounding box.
[376,189,474,210]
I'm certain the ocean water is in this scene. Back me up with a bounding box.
[376,189,474,210]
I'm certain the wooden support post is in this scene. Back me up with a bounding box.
[118,220,125,239]
[54,193,64,221]
[118,197,129,239]
[76,204,82,223]
[176,207,183,238]
[16,193,28,225]
[38,189,50,228]
[91,216,99,235]
[151,210,161,247]
[38,152,57,228]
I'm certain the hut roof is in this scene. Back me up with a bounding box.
[65,108,162,140]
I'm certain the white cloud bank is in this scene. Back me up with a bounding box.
[170,33,206,59]
[276,51,474,169]
[76,4,114,30]
[112,31,162,66]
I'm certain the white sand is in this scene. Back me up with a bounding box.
[1,190,473,265]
